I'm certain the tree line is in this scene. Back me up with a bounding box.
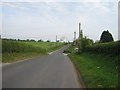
[2,38,52,42]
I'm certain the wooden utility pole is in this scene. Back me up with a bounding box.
[56,35,57,47]
[74,32,76,45]
[78,22,81,53]
[79,22,81,39]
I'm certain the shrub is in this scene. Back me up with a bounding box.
[84,41,120,55]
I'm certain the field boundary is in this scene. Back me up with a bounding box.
[2,45,66,64]
[2,54,47,66]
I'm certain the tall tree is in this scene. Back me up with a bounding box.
[100,30,114,42]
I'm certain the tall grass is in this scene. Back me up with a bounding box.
[2,39,64,62]
[2,40,46,53]
[24,41,64,52]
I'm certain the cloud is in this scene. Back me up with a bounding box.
[2,1,118,41]
[2,0,119,2]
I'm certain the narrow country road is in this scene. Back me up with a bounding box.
[2,45,83,88]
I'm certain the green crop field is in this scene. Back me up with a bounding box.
[24,41,64,52]
[2,39,65,63]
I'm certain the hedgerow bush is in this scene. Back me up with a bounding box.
[84,41,120,55]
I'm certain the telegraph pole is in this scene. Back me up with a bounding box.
[56,35,57,47]
[74,32,76,45]
[79,23,81,38]
[78,22,81,53]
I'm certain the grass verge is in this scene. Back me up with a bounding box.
[2,52,46,63]
[67,46,118,88]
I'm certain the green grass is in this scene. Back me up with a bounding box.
[65,45,118,88]
[2,40,65,63]
[69,52,118,88]
[24,41,64,52]
[2,52,45,63]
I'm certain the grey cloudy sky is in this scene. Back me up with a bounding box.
[1,0,119,42]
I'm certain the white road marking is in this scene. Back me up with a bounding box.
[48,52,53,55]
[63,53,68,56]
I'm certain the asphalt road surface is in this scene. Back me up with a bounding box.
[2,45,83,88]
